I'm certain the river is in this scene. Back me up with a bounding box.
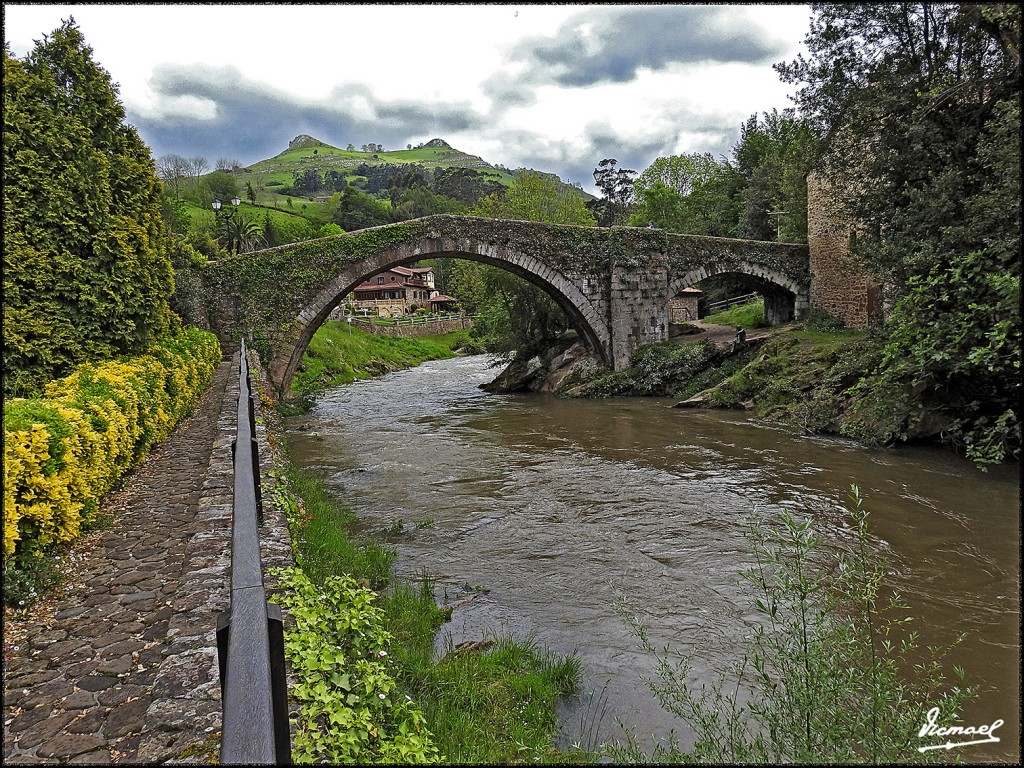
[282,354,1020,762]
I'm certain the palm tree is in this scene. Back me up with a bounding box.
[224,214,266,254]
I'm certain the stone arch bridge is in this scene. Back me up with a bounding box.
[194,215,811,396]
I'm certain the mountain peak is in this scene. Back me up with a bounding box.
[422,138,450,149]
[288,134,331,150]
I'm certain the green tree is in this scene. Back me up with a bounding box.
[292,168,324,196]
[777,3,1019,284]
[732,110,819,242]
[590,158,637,226]
[323,169,348,193]
[777,3,1021,464]
[3,20,175,397]
[205,169,240,202]
[391,187,466,220]
[430,167,504,206]
[457,172,596,358]
[387,166,428,206]
[849,98,1021,466]
[631,153,744,236]
[635,152,721,197]
[629,182,688,232]
[331,187,391,231]
[475,170,596,226]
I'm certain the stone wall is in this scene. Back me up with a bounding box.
[668,289,701,322]
[806,173,881,328]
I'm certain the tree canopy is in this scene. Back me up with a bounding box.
[630,153,744,236]
[445,171,596,358]
[777,2,1021,465]
[3,20,176,398]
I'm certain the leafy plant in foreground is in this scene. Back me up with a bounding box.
[270,566,442,764]
[610,487,974,764]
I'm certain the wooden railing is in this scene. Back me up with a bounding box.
[217,340,291,764]
[706,292,760,313]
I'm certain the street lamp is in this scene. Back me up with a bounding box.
[767,210,787,241]
[212,196,242,253]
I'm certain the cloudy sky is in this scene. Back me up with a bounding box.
[4,3,812,194]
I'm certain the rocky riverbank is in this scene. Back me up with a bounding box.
[479,319,962,455]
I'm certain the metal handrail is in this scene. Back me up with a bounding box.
[218,340,290,764]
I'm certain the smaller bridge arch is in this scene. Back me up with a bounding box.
[670,261,810,325]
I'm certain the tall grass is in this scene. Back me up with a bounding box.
[283,464,395,589]
[405,634,582,764]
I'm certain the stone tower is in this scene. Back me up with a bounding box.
[806,171,882,328]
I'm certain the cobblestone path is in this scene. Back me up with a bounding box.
[3,354,241,764]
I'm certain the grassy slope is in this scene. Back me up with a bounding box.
[290,321,474,403]
[180,198,322,229]
[701,299,770,328]
[248,142,516,189]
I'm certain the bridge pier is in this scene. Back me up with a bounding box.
[609,259,670,370]
[763,288,809,325]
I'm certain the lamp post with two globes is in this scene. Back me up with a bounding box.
[212,195,242,254]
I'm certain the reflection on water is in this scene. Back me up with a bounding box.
[283,355,1020,762]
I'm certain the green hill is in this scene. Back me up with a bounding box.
[240,135,593,202]
[166,135,596,252]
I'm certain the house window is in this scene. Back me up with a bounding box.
[377,277,385,285]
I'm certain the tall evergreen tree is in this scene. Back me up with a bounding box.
[731,110,819,242]
[590,159,636,226]
[3,20,175,397]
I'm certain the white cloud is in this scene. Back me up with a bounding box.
[3,3,811,192]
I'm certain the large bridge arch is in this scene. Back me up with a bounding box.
[278,232,613,396]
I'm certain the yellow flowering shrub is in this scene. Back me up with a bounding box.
[2,328,221,560]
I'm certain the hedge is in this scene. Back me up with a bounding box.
[3,327,221,560]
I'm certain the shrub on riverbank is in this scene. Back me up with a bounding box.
[271,566,443,764]
[611,487,976,764]
[2,328,221,606]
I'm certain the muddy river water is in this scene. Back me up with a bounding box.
[282,354,1020,762]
